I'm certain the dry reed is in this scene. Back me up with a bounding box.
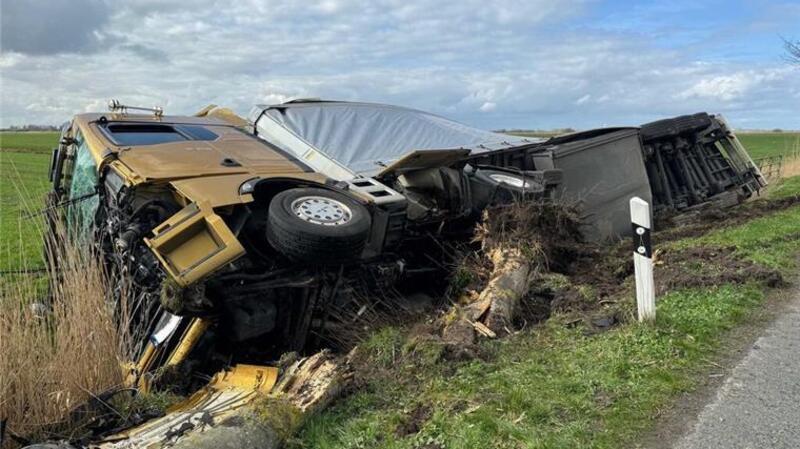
[1,211,129,446]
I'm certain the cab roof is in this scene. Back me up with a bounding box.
[72,112,311,182]
[74,112,230,127]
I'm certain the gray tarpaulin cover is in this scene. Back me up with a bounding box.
[250,101,542,174]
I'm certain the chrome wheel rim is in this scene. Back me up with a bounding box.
[489,173,530,189]
[291,196,352,226]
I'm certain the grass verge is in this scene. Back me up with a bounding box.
[295,176,800,449]
[1,132,57,271]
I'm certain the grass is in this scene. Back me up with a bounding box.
[0,133,124,444]
[298,287,769,449]
[0,132,58,271]
[737,132,800,159]
[0,131,60,153]
[296,176,800,449]
[0,151,52,270]
[679,204,800,272]
[506,130,800,160]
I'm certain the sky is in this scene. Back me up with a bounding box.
[0,0,798,130]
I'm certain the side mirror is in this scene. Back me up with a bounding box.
[48,148,59,183]
[50,147,65,191]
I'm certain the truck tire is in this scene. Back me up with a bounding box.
[640,113,713,141]
[266,187,371,265]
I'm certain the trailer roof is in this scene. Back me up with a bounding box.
[250,100,544,174]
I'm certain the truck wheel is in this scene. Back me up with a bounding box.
[640,113,713,141]
[266,187,371,265]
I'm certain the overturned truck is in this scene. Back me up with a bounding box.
[33,100,764,448]
[639,112,765,213]
[250,102,764,238]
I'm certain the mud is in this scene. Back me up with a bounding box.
[512,196,791,332]
[656,194,800,242]
[395,404,433,437]
[656,246,784,293]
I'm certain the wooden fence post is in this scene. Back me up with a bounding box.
[630,197,655,322]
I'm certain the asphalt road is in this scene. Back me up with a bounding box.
[674,295,800,449]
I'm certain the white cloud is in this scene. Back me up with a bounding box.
[0,0,798,130]
[680,73,757,101]
[479,102,497,112]
[679,69,791,102]
[0,52,23,68]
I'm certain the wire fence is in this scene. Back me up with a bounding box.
[0,267,48,275]
[754,155,784,182]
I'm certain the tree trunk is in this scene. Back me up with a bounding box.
[444,245,535,344]
[477,247,532,333]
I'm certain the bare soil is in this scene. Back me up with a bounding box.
[395,403,433,437]
[515,196,795,332]
[656,194,800,241]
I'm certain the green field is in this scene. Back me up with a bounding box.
[0,132,58,271]
[0,131,59,153]
[507,131,800,161]
[737,132,800,159]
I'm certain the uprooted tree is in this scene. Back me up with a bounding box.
[443,200,583,345]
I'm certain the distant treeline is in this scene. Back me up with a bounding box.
[1,124,60,132]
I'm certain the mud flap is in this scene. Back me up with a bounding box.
[145,202,245,286]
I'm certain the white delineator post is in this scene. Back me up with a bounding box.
[630,197,655,322]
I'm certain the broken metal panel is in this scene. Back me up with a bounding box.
[101,364,279,449]
[194,105,250,128]
[533,128,651,240]
[170,174,257,207]
[166,318,212,367]
[124,312,191,393]
[144,202,245,286]
[375,148,472,178]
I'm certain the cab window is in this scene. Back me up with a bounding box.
[66,130,100,233]
[99,123,219,146]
